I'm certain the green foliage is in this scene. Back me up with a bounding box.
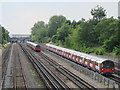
[31,5,119,56]
[79,21,98,47]
[51,25,71,44]
[91,5,106,22]
[71,20,77,28]
[31,21,48,43]
[103,35,119,52]
[0,25,9,44]
[113,46,120,55]
[68,25,82,50]
[47,15,66,37]
[95,47,105,55]
[95,18,118,45]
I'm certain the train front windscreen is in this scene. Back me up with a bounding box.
[102,60,114,69]
[36,45,40,48]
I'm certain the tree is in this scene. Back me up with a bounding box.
[31,21,46,35]
[31,21,48,42]
[54,25,71,44]
[65,20,71,25]
[71,20,77,28]
[47,15,66,37]
[0,25,2,44]
[0,25,9,44]
[78,20,98,47]
[95,18,118,45]
[91,5,106,22]
[67,25,83,50]
[103,35,119,52]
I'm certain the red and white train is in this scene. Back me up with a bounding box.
[26,41,41,52]
[46,44,115,75]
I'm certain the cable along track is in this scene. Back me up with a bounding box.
[20,44,70,89]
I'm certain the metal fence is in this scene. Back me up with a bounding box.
[72,64,118,88]
[44,49,118,89]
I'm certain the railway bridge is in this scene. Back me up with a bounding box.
[10,34,31,43]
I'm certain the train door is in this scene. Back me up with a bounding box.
[95,62,99,72]
[73,55,76,62]
[65,52,68,58]
[78,56,80,63]
[66,52,68,58]
[64,51,66,57]
[80,57,83,64]
[92,61,95,70]
[70,54,73,60]
[90,60,92,69]
[85,58,87,66]
[76,55,79,63]
[68,53,70,59]
[87,59,90,68]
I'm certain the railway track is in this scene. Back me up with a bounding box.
[2,44,28,89]
[13,44,28,89]
[2,44,11,78]
[40,43,120,76]
[20,44,70,89]
[108,74,120,85]
[42,44,120,85]
[38,52,97,90]
[22,43,97,89]
[1,44,11,89]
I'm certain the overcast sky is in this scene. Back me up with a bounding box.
[0,0,119,34]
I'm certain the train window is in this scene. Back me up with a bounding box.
[91,61,93,64]
[90,60,92,63]
[102,60,114,68]
[36,45,40,48]
[84,58,86,61]
[95,62,98,66]
[80,57,83,60]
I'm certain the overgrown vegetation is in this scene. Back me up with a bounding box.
[31,5,120,55]
[0,25,9,45]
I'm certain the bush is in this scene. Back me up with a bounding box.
[82,47,94,54]
[95,47,105,55]
[113,46,120,55]
[103,35,119,52]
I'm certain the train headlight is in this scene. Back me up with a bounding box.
[111,69,114,70]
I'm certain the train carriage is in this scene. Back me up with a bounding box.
[46,44,115,75]
[26,41,41,52]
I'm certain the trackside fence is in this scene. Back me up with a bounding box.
[44,49,118,89]
[72,65,118,89]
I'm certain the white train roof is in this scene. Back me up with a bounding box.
[46,44,112,63]
[26,41,38,47]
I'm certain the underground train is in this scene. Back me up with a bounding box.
[46,44,115,75]
[26,41,41,52]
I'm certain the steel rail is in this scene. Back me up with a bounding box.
[20,44,70,90]
[38,52,97,90]
[108,75,120,85]
[13,44,28,89]
[1,44,12,89]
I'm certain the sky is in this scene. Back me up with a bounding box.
[0,0,119,34]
